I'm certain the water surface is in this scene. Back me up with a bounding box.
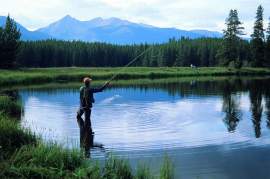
[19,77,270,179]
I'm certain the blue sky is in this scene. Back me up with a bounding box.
[0,0,269,35]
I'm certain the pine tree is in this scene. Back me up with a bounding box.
[0,27,4,66]
[265,17,270,67]
[251,5,265,67]
[0,15,21,68]
[155,50,163,67]
[175,47,184,66]
[220,9,245,68]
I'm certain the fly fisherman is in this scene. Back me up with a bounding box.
[77,77,110,136]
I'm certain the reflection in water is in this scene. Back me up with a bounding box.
[265,90,270,130]
[80,130,105,158]
[77,109,105,158]
[249,81,263,138]
[222,80,242,132]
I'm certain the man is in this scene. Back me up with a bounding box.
[77,77,110,135]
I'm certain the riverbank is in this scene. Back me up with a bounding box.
[0,95,173,178]
[1,67,270,86]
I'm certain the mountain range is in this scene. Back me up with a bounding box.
[0,15,223,44]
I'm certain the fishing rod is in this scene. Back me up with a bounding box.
[106,46,154,83]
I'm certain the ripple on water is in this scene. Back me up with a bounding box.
[20,88,270,154]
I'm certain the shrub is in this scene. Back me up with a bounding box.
[0,95,21,117]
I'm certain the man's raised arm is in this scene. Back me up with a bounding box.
[91,81,110,93]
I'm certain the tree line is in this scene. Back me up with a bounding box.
[0,5,270,69]
[17,38,225,67]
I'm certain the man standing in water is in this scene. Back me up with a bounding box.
[77,77,110,136]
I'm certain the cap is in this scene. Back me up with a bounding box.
[83,77,92,83]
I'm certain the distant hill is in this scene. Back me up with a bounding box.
[0,15,223,44]
[0,16,50,40]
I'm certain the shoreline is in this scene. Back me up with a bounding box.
[1,67,270,86]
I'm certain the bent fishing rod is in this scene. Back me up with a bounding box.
[106,46,154,83]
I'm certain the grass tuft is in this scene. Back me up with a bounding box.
[160,156,174,179]
[103,155,133,179]
[136,164,154,179]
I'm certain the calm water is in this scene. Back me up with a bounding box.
[19,77,270,179]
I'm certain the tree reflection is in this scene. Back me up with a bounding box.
[264,89,270,130]
[249,81,263,138]
[222,80,242,132]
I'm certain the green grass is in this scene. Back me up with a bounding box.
[103,155,133,179]
[0,95,174,179]
[1,67,270,86]
[1,141,174,178]
[136,164,154,179]
[2,143,91,178]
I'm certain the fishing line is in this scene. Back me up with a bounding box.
[106,46,154,83]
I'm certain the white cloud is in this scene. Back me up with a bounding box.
[0,0,269,34]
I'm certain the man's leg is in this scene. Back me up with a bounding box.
[77,108,85,145]
[84,130,94,158]
[77,108,85,129]
[84,108,93,133]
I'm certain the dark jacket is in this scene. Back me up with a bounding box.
[79,84,107,108]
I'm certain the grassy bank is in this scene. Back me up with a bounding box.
[1,67,270,86]
[3,75,270,93]
[0,95,174,178]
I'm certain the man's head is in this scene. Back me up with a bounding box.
[83,77,92,87]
